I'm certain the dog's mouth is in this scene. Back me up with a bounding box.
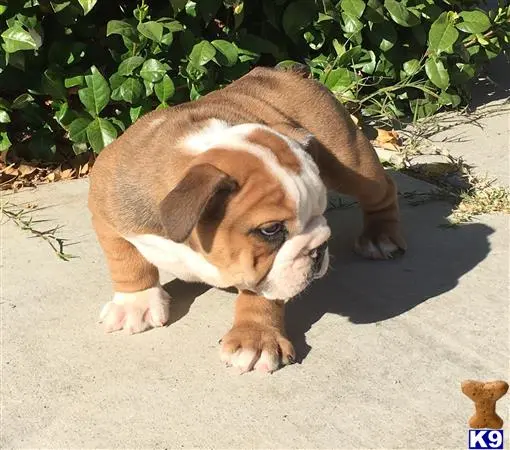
[310,242,329,279]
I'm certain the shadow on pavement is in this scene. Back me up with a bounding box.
[163,280,210,326]
[163,199,494,363]
[469,55,510,109]
[285,200,494,361]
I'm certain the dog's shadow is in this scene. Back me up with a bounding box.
[164,197,493,362]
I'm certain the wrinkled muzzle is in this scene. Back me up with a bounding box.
[258,216,331,300]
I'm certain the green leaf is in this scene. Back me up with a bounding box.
[457,10,491,34]
[425,57,449,89]
[119,77,143,104]
[72,142,89,155]
[274,60,302,70]
[50,1,71,13]
[190,83,201,101]
[143,79,154,96]
[211,40,238,67]
[304,29,325,50]
[428,12,459,55]
[11,93,34,109]
[161,32,173,46]
[137,21,164,43]
[154,74,175,103]
[189,41,216,67]
[134,4,149,22]
[130,105,143,123]
[341,0,366,19]
[384,0,420,27]
[0,110,10,123]
[77,0,97,15]
[139,58,169,82]
[342,12,363,35]
[336,46,363,66]
[438,91,461,107]
[323,68,355,93]
[0,131,11,152]
[106,20,138,42]
[358,50,377,74]
[1,24,39,52]
[403,59,420,76]
[162,20,184,33]
[16,14,38,29]
[410,98,439,119]
[41,69,67,100]
[126,101,152,124]
[186,1,197,17]
[109,72,125,91]
[459,63,475,79]
[68,117,92,143]
[109,117,127,132]
[117,56,145,76]
[332,39,345,56]
[86,118,117,153]
[374,53,396,77]
[282,0,317,41]
[78,66,111,116]
[65,75,85,88]
[54,101,76,128]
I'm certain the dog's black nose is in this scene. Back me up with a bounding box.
[311,242,328,273]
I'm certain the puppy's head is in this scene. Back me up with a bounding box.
[160,123,330,300]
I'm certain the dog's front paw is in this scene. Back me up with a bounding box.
[99,286,171,334]
[220,324,295,374]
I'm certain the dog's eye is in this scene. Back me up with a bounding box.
[258,222,285,237]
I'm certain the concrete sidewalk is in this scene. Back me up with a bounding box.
[2,98,509,447]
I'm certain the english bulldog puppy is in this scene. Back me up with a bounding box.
[88,66,406,373]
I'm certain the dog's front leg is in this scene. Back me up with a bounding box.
[220,292,295,373]
[93,217,171,334]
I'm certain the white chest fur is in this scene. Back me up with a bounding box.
[125,234,225,287]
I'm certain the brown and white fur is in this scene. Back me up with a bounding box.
[88,66,406,373]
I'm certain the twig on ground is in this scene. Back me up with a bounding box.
[1,201,75,261]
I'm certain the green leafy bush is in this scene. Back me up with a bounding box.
[0,0,508,161]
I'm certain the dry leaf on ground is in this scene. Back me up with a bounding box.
[0,152,94,191]
[373,128,402,151]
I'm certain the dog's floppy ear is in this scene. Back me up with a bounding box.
[159,163,238,242]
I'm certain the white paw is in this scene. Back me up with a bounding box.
[99,285,171,334]
[219,325,295,374]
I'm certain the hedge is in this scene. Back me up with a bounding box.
[0,0,509,162]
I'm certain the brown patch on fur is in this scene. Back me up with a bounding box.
[91,217,159,293]
[187,148,297,288]
[244,128,301,173]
